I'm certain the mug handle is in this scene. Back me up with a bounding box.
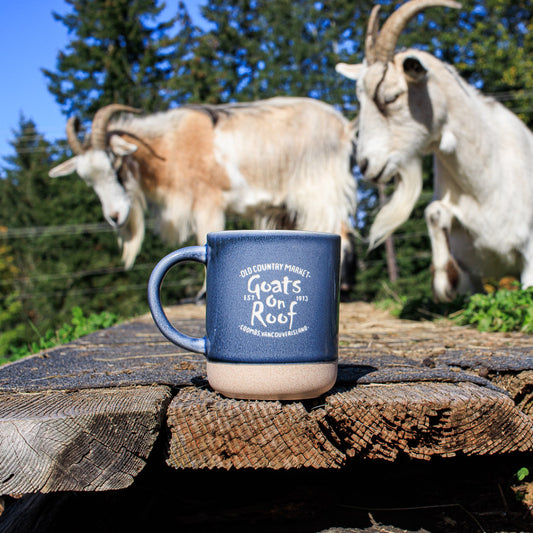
[148,246,208,354]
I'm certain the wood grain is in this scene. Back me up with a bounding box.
[167,386,345,469]
[321,381,533,461]
[166,381,533,469]
[1,302,533,496]
[0,386,171,494]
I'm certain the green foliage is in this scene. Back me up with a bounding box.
[517,467,530,482]
[398,295,467,321]
[42,0,178,118]
[4,307,120,363]
[378,287,533,335]
[0,295,27,359]
[4,0,533,361]
[166,0,375,109]
[453,288,533,333]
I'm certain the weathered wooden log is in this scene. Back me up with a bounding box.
[0,321,205,393]
[166,381,533,469]
[1,302,533,498]
[167,387,345,469]
[321,381,533,461]
[0,386,170,494]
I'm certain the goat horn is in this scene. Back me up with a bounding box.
[372,0,461,64]
[365,5,381,65]
[91,104,141,151]
[66,116,85,155]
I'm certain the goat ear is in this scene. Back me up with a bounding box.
[403,56,427,83]
[335,62,364,81]
[109,135,138,156]
[48,157,79,177]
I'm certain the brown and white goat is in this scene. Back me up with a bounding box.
[336,0,533,301]
[49,98,358,293]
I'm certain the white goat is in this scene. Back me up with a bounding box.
[49,98,358,294]
[336,0,533,301]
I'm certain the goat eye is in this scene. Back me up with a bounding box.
[374,92,401,114]
[384,93,400,105]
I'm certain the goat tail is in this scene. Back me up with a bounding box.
[368,158,423,249]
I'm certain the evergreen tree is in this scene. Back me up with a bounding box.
[168,1,222,103]
[0,228,24,359]
[0,117,197,360]
[6,0,533,359]
[443,0,533,128]
[168,0,373,106]
[42,0,178,119]
[0,117,75,355]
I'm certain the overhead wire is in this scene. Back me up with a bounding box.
[1,221,429,294]
[0,263,154,287]
[2,87,533,153]
[0,223,115,239]
[16,279,193,300]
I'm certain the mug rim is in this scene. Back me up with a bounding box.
[207,229,340,239]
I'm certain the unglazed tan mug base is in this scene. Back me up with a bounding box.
[206,360,337,400]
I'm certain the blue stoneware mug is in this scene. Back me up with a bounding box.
[148,230,340,400]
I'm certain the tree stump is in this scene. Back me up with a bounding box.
[0,386,171,494]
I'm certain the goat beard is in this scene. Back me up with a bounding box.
[118,189,147,270]
[368,158,423,250]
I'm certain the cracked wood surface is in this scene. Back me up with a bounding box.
[0,386,171,494]
[167,381,533,469]
[1,302,533,495]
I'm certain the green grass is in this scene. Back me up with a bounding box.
[377,286,533,334]
[453,287,533,333]
[4,306,121,363]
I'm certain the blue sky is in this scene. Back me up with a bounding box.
[0,1,204,162]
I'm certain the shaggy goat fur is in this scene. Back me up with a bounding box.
[337,0,533,301]
[50,97,358,292]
